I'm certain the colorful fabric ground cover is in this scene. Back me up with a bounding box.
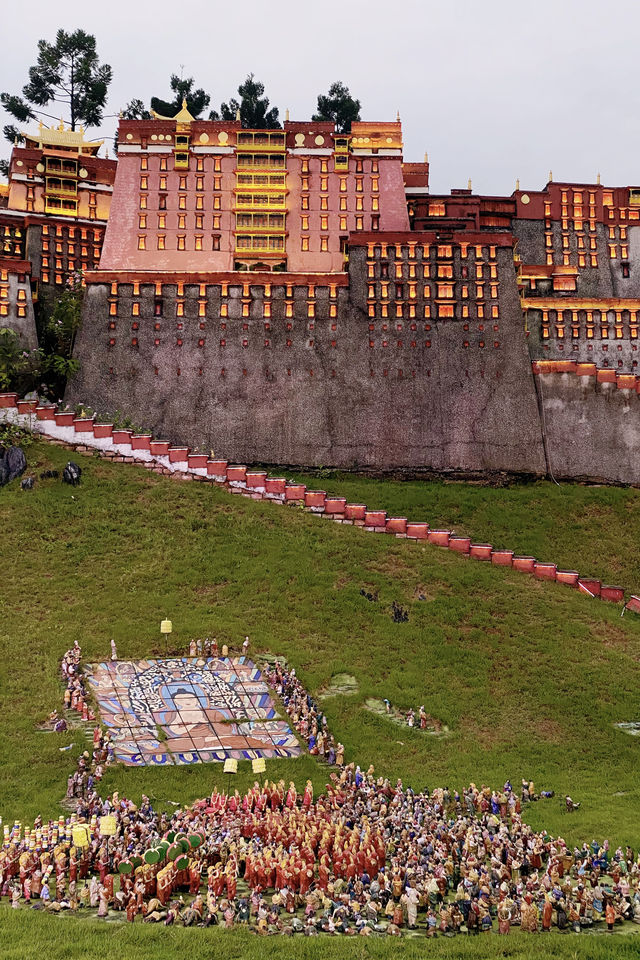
[85,657,301,766]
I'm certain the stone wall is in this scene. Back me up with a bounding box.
[68,234,547,475]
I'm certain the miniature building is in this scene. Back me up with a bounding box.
[3,105,639,481]
[0,121,116,345]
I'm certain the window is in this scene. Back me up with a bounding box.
[139,195,147,209]
[195,235,203,251]
[371,215,380,231]
[214,177,221,190]
[340,216,347,230]
[159,176,167,190]
[372,197,379,211]
[214,158,221,173]
[196,195,204,210]
[157,214,166,229]
[196,157,204,172]
[213,196,221,210]
[320,159,328,174]
[438,264,453,278]
[321,236,329,251]
[140,176,148,190]
[301,236,309,251]
[140,156,148,171]
[321,216,328,230]
[356,197,364,211]
[177,235,186,250]
[355,216,364,230]
[340,177,347,192]
[195,214,204,229]
[339,197,347,211]
[439,304,454,318]
[355,177,364,193]
[179,195,187,210]
[320,196,328,210]
[139,215,147,229]
[158,194,167,210]
[138,235,146,250]
[301,195,309,210]
[301,215,309,230]
[320,177,328,191]
[160,157,168,171]
[178,215,186,229]
[212,235,220,250]
[179,176,187,190]
[196,177,204,191]
[157,235,165,249]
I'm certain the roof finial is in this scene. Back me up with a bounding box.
[182,98,187,110]
[236,107,241,122]
[597,172,601,185]
[285,107,290,122]
[396,110,401,122]
[424,151,429,164]
[467,178,472,191]
[549,169,553,183]
[516,178,520,191]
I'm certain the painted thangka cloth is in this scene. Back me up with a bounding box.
[85,657,301,766]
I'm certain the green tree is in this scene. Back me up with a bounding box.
[121,98,151,121]
[1,29,112,146]
[150,75,210,119]
[313,81,361,133]
[211,74,280,129]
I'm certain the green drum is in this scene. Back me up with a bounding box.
[118,860,133,875]
[167,842,181,862]
[144,848,161,865]
[175,853,189,871]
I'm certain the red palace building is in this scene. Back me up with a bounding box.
[3,104,640,482]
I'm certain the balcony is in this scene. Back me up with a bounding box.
[236,132,286,151]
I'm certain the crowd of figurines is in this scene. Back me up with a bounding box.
[1,763,639,935]
[2,641,633,936]
[263,661,345,767]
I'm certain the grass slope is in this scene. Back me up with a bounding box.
[2,439,640,957]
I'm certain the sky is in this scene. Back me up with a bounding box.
[2,0,639,195]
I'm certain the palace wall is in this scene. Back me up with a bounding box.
[68,234,547,474]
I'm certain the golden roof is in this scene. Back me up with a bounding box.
[21,121,103,155]
[150,99,195,124]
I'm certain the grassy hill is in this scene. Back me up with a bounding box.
[2,436,640,957]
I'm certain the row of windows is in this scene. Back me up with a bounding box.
[139,214,224,230]
[367,303,500,319]
[42,225,103,241]
[138,235,221,251]
[367,262,500,280]
[368,283,500,300]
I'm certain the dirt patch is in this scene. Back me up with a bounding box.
[529,717,564,742]
[319,673,359,699]
[364,698,449,736]
[192,581,229,597]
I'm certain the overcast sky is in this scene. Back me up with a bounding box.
[2,0,639,194]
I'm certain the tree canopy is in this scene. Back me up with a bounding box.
[120,98,151,121]
[150,75,210,119]
[1,29,112,146]
[211,74,280,129]
[313,81,361,133]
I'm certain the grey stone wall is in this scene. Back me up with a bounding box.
[67,246,547,475]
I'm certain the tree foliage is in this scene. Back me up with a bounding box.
[211,74,280,129]
[313,81,361,133]
[150,75,210,119]
[0,29,112,144]
[120,98,151,121]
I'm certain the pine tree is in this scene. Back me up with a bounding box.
[1,29,112,145]
[150,76,210,119]
[313,81,361,133]
[211,74,280,129]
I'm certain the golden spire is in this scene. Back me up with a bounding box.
[396,110,401,122]
[516,178,520,191]
[467,178,472,191]
[597,172,601,184]
[236,108,241,122]
[549,170,553,183]
[424,151,429,163]
[285,108,290,122]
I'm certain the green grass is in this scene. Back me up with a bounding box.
[1,907,640,959]
[3,438,640,958]
[288,469,640,591]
